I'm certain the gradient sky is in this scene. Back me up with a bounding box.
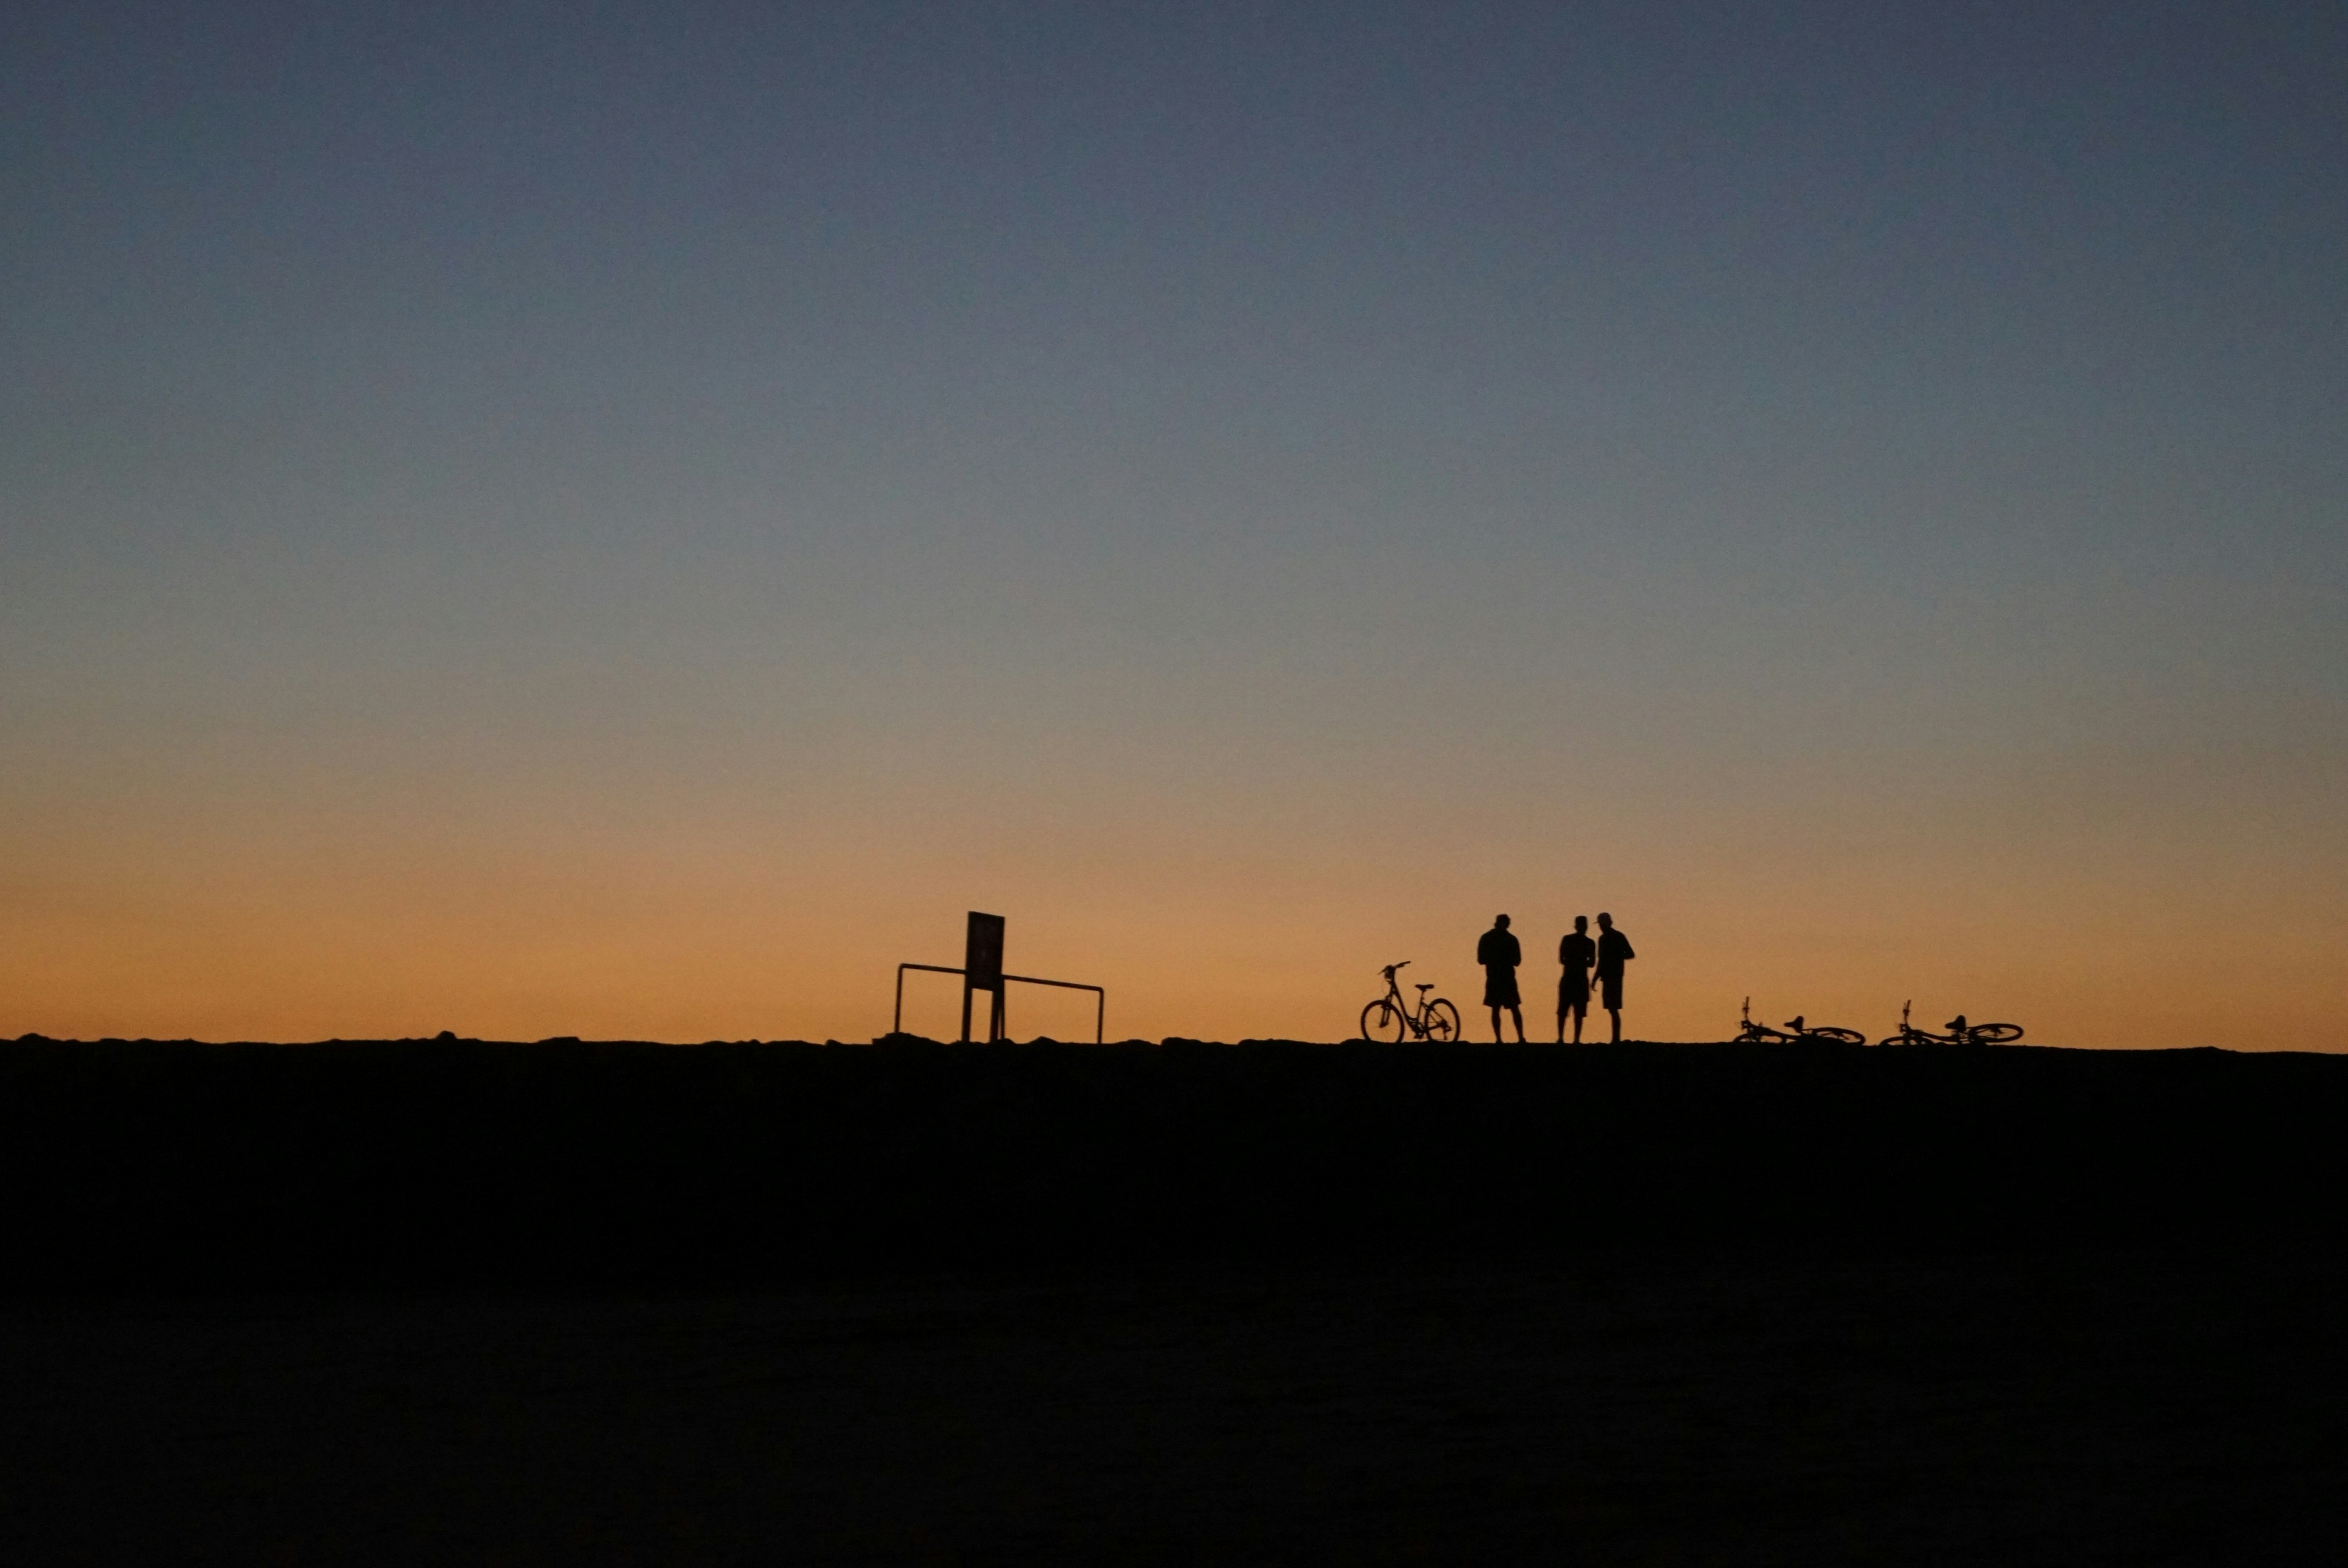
[6,1,2344,1047]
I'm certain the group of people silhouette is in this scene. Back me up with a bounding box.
[1477,913,1634,1044]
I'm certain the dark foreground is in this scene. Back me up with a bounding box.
[4,1254,2342,1564]
[4,1037,2345,1288]
[2,1039,2344,1561]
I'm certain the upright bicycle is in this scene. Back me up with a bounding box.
[1360,963,1461,1043]
[1731,997,1867,1046]
[1879,1000,2025,1047]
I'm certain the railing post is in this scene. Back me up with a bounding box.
[889,961,1102,1045]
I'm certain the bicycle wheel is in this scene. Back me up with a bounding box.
[1805,1027,1868,1046]
[1360,999,1406,1044]
[1970,1022,2024,1044]
[1424,1000,1461,1042]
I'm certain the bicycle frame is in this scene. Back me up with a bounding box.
[1363,963,1459,1042]
[1377,974,1435,1037]
[1880,1002,2024,1047]
[1882,1003,1945,1045]
[1735,998,1865,1046]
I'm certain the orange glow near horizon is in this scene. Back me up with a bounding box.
[7,733,2341,1050]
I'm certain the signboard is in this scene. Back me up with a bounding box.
[964,911,1005,993]
[891,911,1102,1043]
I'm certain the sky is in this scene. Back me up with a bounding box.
[4,1,2344,1047]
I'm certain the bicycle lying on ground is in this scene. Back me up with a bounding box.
[1360,963,1462,1043]
[1879,1001,2025,1047]
[1731,997,1868,1046]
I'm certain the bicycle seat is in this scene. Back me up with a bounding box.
[1415,983,1434,993]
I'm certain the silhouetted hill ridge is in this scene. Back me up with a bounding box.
[1,1039,2339,1291]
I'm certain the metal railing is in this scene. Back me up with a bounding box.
[893,963,1106,1044]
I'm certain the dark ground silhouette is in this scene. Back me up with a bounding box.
[0,1035,2344,1287]
[2,1037,2344,1561]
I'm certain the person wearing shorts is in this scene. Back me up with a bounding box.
[1476,913,1526,1043]
[1595,911,1634,1043]
[1557,916,1595,1043]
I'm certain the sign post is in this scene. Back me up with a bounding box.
[892,912,1105,1042]
[962,911,1006,1043]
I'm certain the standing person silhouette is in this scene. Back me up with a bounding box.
[1557,916,1595,1044]
[1477,914,1526,1043]
[1595,912,1635,1043]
